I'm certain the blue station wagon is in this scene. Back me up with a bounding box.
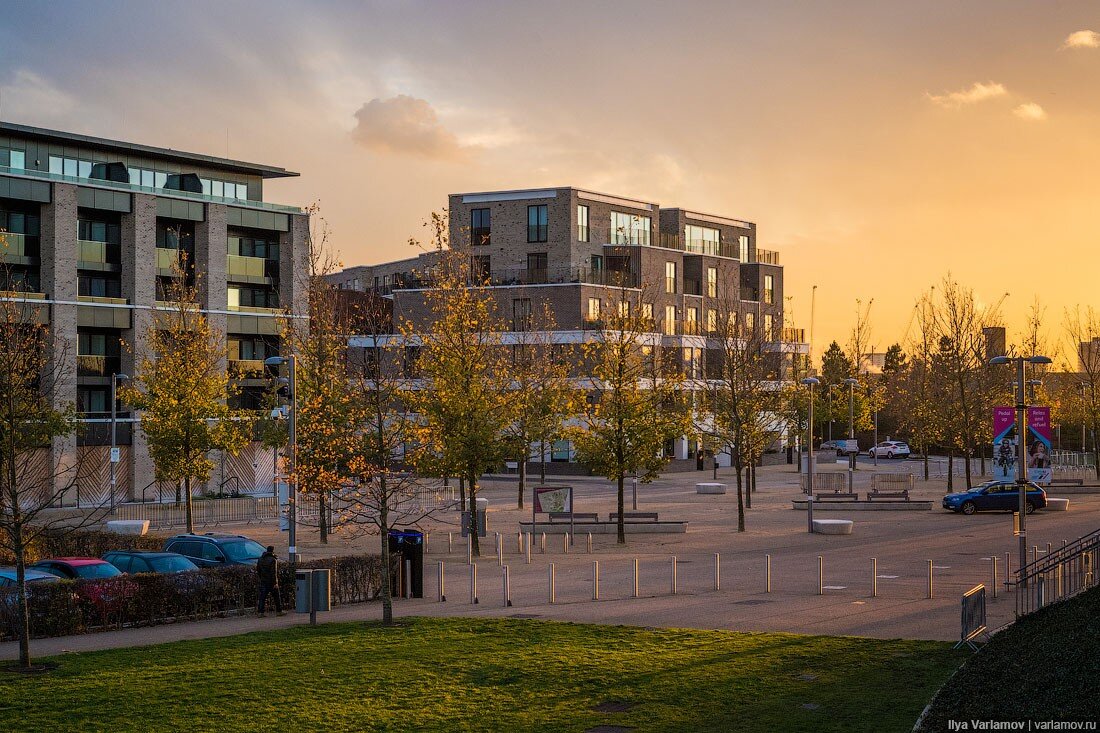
[942,481,1048,515]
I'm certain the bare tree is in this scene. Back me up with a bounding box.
[1064,306,1100,479]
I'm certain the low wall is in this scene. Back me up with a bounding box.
[519,521,688,534]
[791,499,932,512]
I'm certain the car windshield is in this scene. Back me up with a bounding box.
[221,540,265,561]
[75,563,122,579]
[149,556,197,573]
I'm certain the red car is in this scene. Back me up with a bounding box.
[30,558,123,580]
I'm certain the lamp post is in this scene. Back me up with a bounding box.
[801,377,820,495]
[109,373,130,512]
[844,377,859,492]
[265,354,298,562]
[989,354,1051,584]
[1080,383,1088,454]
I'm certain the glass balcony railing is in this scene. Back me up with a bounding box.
[227,254,267,280]
[77,239,120,266]
[228,304,283,314]
[156,247,181,274]
[228,359,267,378]
[0,164,302,214]
[77,355,121,377]
[77,295,128,305]
[0,232,34,259]
[0,289,46,300]
[755,249,780,265]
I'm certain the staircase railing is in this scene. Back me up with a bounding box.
[1015,528,1100,617]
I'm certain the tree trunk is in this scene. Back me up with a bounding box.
[540,440,546,484]
[947,454,953,491]
[458,476,466,511]
[380,476,393,625]
[184,475,194,533]
[964,447,973,490]
[1093,425,1099,480]
[745,458,753,509]
[616,474,625,544]
[319,489,329,544]
[734,463,745,532]
[923,449,929,481]
[979,445,986,478]
[468,472,480,557]
[517,453,525,509]
[14,522,32,669]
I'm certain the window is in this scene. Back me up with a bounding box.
[618,300,630,319]
[591,255,603,272]
[471,208,491,246]
[686,306,698,335]
[404,346,421,378]
[526,252,548,282]
[707,309,717,335]
[577,205,589,242]
[744,311,755,335]
[587,297,601,322]
[764,274,775,304]
[685,225,720,255]
[764,313,774,339]
[642,303,654,322]
[1,148,25,169]
[664,305,677,336]
[707,267,717,298]
[527,205,548,242]
[471,255,491,283]
[513,298,532,331]
[611,212,651,245]
[201,543,224,562]
[665,261,677,294]
[739,235,750,263]
[79,275,122,299]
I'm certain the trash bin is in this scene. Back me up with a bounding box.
[295,569,314,613]
[460,498,489,538]
[311,568,332,611]
[388,530,424,598]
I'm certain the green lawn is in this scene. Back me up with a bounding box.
[1,618,964,733]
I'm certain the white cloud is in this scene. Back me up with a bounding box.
[1013,103,1047,121]
[925,81,1008,109]
[351,95,467,160]
[0,69,77,122]
[1061,30,1100,49]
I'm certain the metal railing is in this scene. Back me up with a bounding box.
[113,495,278,529]
[800,472,848,493]
[1015,528,1100,617]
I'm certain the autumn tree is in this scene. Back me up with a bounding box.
[1064,305,1100,478]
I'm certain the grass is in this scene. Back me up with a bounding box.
[0,618,964,733]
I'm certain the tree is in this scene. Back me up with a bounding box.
[0,251,94,669]
[571,288,690,544]
[123,262,252,533]
[891,295,944,481]
[403,224,515,557]
[1064,306,1100,479]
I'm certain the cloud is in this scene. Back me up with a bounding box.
[1013,102,1047,121]
[926,81,1008,109]
[1061,30,1100,49]
[351,95,466,160]
[0,69,77,122]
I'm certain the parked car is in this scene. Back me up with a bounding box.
[819,440,845,456]
[29,558,123,580]
[942,481,1048,515]
[163,533,266,568]
[0,568,62,587]
[868,440,910,459]
[102,551,199,575]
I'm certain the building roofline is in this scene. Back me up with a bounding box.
[452,186,659,211]
[0,121,299,179]
[664,207,755,229]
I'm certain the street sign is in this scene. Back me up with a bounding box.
[110,447,121,463]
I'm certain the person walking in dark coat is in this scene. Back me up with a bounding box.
[257,546,284,617]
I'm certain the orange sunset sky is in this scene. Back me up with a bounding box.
[4,1,1100,361]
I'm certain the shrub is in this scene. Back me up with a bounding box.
[0,528,169,565]
[0,553,389,640]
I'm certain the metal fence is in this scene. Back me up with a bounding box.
[114,496,277,529]
[1015,528,1100,617]
[799,472,848,493]
[871,473,914,492]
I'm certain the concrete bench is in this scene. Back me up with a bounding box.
[547,512,600,523]
[696,482,727,495]
[812,519,854,535]
[106,519,150,536]
[867,489,910,502]
[1045,498,1070,511]
[609,512,659,522]
[815,493,858,501]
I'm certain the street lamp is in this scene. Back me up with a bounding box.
[989,354,1052,584]
[265,354,298,562]
[110,373,130,512]
[801,377,819,533]
[844,377,859,492]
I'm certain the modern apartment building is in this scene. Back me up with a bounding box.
[329,187,807,469]
[0,121,309,505]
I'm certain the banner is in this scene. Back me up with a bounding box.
[992,407,1052,485]
[534,486,572,514]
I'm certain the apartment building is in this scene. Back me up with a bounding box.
[329,186,807,469]
[0,121,309,505]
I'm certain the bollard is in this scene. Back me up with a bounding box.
[766,554,772,593]
[564,533,570,554]
[467,536,473,566]
[1005,552,1011,592]
[548,563,556,604]
[714,553,721,592]
[818,556,824,595]
[424,532,429,554]
[807,494,815,533]
[927,560,933,599]
[671,556,678,595]
[448,532,453,555]
[517,531,523,555]
[872,558,877,598]
[592,560,600,601]
[438,561,446,602]
[541,532,547,554]
[587,533,593,554]
[497,534,503,567]
[470,563,479,605]
[991,556,997,599]
[525,533,532,564]
[1037,575,1045,608]
[502,565,512,607]
[632,558,640,598]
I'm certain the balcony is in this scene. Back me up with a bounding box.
[1,289,46,300]
[78,295,128,305]
[156,247,184,276]
[755,248,780,265]
[388,265,640,293]
[77,355,121,378]
[228,359,268,379]
[227,254,268,283]
[0,232,37,264]
[740,286,759,302]
[781,326,806,343]
[77,240,120,270]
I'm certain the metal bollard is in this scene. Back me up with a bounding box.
[424,532,429,554]
[1005,552,1011,592]
[587,533,593,554]
[991,556,997,599]
[497,533,503,567]
[927,560,933,599]
[818,556,824,595]
[632,558,640,598]
[517,531,523,554]
[671,556,678,595]
[448,532,453,554]
[714,553,721,591]
[502,565,512,607]
[564,533,570,554]
[592,560,600,600]
[525,533,532,564]
[438,561,446,602]
[1037,575,1045,608]
[467,536,473,565]
[470,563,478,604]
[541,532,546,554]
[548,563,556,604]
[872,558,877,598]
[766,554,772,593]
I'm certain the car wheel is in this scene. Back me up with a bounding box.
[1025,501,1036,515]
[887,452,894,459]
[961,501,976,515]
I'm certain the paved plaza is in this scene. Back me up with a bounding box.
[4,461,1097,661]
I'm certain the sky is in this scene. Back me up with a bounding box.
[3,0,1100,362]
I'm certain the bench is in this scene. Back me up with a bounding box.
[547,512,600,523]
[867,489,910,502]
[812,519,854,535]
[609,512,660,522]
[1045,498,1070,511]
[1051,478,1084,486]
[815,493,859,501]
[696,482,727,495]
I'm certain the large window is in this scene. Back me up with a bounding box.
[664,305,677,336]
[471,208,490,246]
[685,225,720,255]
[665,261,677,294]
[707,267,717,298]
[79,274,122,299]
[611,212,650,245]
[577,205,589,242]
[0,148,25,169]
[707,309,717,335]
[527,205,548,243]
[764,274,775,304]
[685,306,698,335]
[738,235,750,263]
[764,314,774,340]
[587,297,601,322]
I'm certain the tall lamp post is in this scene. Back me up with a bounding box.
[109,373,130,512]
[844,377,859,492]
[989,354,1051,583]
[801,377,820,494]
[265,354,298,562]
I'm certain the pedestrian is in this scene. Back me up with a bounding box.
[257,545,285,617]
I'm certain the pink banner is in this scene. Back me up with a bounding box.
[993,407,1015,439]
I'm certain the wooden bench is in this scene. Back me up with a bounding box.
[815,493,858,501]
[867,489,910,502]
[609,512,660,522]
[547,512,600,523]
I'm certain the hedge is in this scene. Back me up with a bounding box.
[0,553,390,640]
[0,529,169,565]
